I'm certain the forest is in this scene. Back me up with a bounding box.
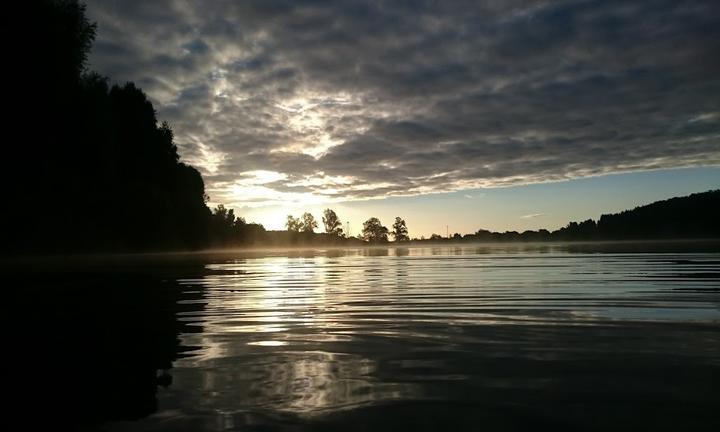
[211,190,720,246]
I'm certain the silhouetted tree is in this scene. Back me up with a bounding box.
[391,217,409,242]
[553,219,596,241]
[322,209,343,236]
[301,212,318,233]
[210,205,234,243]
[207,204,267,246]
[460,191,719,243]
[362,218,389,243]
[5,0,214,252]
[594,190,719,239]
[286,215,301,232]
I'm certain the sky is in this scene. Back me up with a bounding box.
[86,0,720,236]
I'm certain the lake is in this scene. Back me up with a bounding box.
[8,243,720,431]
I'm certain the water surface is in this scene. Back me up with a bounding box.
[10,243,720,431]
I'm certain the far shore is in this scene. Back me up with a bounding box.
[3,239,719,272]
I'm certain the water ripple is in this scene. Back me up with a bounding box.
[155,247,720,422]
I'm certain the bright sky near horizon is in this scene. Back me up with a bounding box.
[238,167,720,237]
[85,1,720,236]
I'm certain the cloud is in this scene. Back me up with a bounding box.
[87,0,720,208]
[520,213,547,219]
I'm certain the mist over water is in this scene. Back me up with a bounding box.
[10,243,719,431]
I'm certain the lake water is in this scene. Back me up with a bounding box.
[9,243,720,431]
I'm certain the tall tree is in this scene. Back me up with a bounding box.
[362,217,389,243]
[322,209,343,236]
[301,212,318,233]
[391,217,409,242]
[6,0,212,252]
[286,215,301,232]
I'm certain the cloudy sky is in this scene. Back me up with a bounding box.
[86,0,719,235]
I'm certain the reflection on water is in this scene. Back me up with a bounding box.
[7,268,208,428]
[7,243,720,430]
[174,254,421,416]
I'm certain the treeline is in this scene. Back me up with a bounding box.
[264,190,719,246]
[418,189,720,243]
[205,208,408,247]
[6,1,273,253]
[283,211,409,244]
[7,1,212,252]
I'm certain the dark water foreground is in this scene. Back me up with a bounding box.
[6,242,720,431]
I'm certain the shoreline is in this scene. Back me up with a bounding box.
[3,239,719,271]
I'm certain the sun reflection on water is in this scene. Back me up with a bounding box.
[170,246,720,418]
[174,254,419,414]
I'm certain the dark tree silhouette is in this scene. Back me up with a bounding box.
[208,204,266,246]
[595,190,720,239]
[5,0,212,253]
[392,217,409,242]
[286,215,301,232]
[301,212,318,233]
[362,217,389,243]
[426,190,719,243]
[322,209,343,236]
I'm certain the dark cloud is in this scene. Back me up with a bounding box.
[87,0,720,207]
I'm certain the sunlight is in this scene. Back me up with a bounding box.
[224,182,329,209]
[289,173,355,188]
[247,340,288,346]
[178,257,423,414]
[237,170,288,185]
[273,91,366,158]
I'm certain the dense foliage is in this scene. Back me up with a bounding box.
[362,218,390,243]
[440,190,720,243]
[322,209,343,236]
[7,0,210,252]
[391,217,410,242]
